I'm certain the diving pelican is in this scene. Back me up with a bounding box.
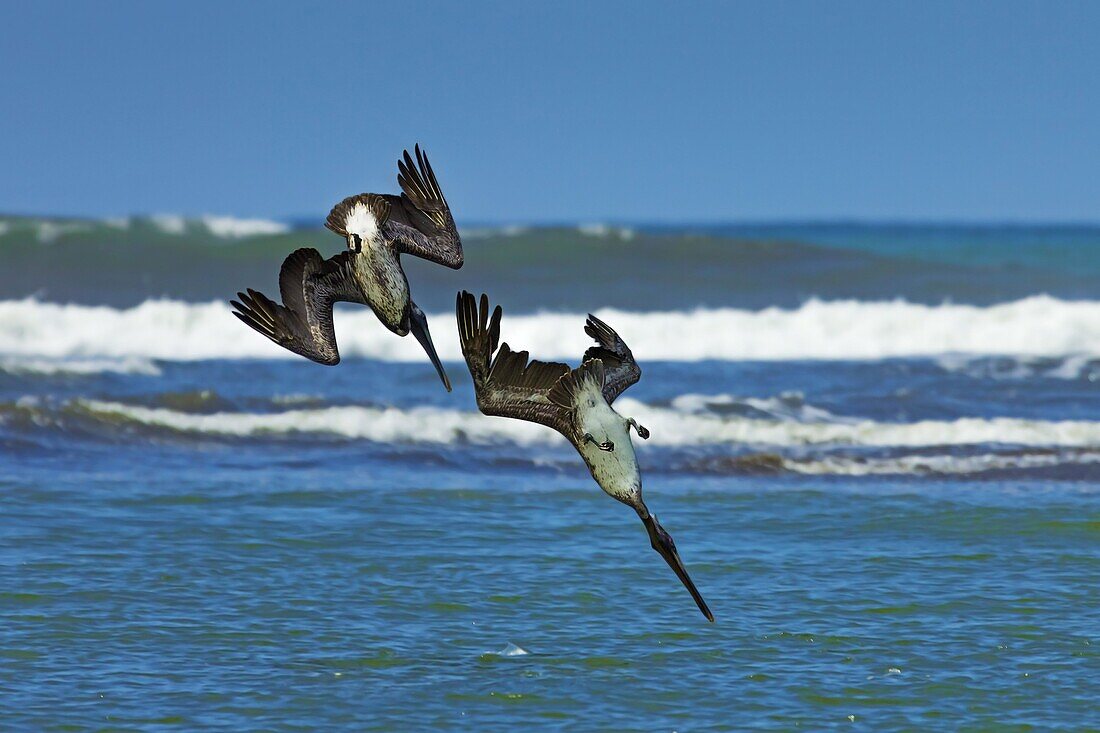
[231,145,462,390]
[456,291,713,621]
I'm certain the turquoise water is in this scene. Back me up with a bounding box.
[1,220,1099,729]
[3,358,1098,730]
[5,469,1099,729]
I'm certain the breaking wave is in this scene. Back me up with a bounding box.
[33,397,1100,449]
[778,450,1100,476]
[935,353,1100,381]
[1,295,1098,364]
[5,389,1096,477]
[198,216,290,238]
[0,214,290,241]
[0,356,161,376]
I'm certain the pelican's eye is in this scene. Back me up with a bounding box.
[589,399,596,407]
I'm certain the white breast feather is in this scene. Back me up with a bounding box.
[574,380,640,503]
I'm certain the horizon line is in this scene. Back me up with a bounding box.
[5,212,1100,230]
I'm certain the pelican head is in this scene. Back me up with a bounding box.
[640,506,714,622]
[325,193,391,253]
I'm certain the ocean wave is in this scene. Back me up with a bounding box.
[150,214,187,235]
[199,216,290,238]
[1,295,1098,363]
[0,214,290,241]
[50,397,1100,449]
[0,356,161,376]
[577,223,636,240]
[5,394,1096,476]
[73,399,550,444]
[0,217,125,243]
[102,217,131,230]
[682,449,1100,476]
[779,450,1100,476]
[936,354,1100,381]
[459,225,530,240]
[34,220,94,244]
[669,391,841,422]
[152,214,290,238]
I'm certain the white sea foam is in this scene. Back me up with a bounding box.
[150,214,187,235]
[270,393,324,405]
[0,356,160,376]
[780,450,1100,476]
[78,399,552,445]
[936,353,1100,381]
[615,397,1100,448]
[200,215,289,238]
[102,217,131,230]
[1,214,287,240]
[578,223,635,240]
[670,391,841,422]
[459,225,530,240]
[34,220,92,243]
[1,296,1098,363]
[74,398,1100,449]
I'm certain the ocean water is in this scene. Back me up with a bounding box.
[1,217,1099,730]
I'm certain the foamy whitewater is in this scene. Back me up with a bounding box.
[70,397,1100,448]
[2,295,1098,365]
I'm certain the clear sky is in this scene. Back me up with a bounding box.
[3,1,1098,223]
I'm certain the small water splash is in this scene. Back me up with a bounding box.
[496,642,529,657]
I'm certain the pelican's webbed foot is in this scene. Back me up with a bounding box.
[627,418,650,440]
[584,433,615,452]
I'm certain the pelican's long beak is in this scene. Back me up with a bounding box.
[408,302,452,392]
[346,234,361,253]
[642,512,714,621]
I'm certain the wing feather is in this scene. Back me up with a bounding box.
[582,313,641,403]
[388,145,463,268]
[456,291,572,434]
[230,248,369,366]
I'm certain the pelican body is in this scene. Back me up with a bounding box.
[341,196,410,332]
[563,365,642,503]
[231,145,462,391]
[457,291,713,621]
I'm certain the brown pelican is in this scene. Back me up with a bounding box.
[456,291,713,621]
[231,145,462,390]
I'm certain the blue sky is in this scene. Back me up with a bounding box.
[2,1,1098,222]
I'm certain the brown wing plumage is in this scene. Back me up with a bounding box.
[383,145,463,269]
[230,248,368,365]
[456,291,573,435]
[582,314,641,403]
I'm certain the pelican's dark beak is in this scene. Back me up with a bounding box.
[408,302,452,392]
[642,512,714,622]
[346,234,361,253]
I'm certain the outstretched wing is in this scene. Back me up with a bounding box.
[383,145,463,269]
[456,291,573,435]
[582,313,641,403]
[230,248,368,365]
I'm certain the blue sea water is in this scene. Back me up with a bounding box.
[1,220,1099,730]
